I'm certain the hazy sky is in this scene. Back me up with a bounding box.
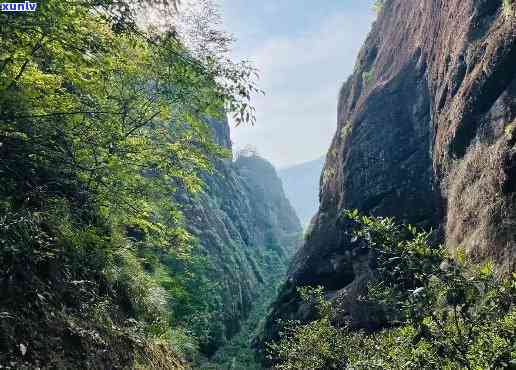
[218,0,375,168]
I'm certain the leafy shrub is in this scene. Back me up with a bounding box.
[362,70,374,86]
[269,211,516,369]
[268,287,349,370]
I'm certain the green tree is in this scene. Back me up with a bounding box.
[0,0,260,366]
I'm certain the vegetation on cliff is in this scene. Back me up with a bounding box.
[3,0,515,368]
[174,150,302,362]
[269,212,516,369]
[263,1,516,362]
[0,0,266,367]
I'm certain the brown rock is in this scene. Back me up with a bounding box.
[261,0,516,352]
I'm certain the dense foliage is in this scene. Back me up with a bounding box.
[269,211,516,369]
[202,247,290,369]
[0,1,258,367]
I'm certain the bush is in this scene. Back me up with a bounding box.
[268,287,349,370]
[108,248,169,330]
[268,211,516,369]
[362,70,374,86]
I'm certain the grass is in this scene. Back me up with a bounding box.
[445,139,515,274]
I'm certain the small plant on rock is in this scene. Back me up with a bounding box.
[503,0,515,17]
[373,0,385,14]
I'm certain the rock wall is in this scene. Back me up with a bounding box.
[263,0,516,346]
[176,118,302,355]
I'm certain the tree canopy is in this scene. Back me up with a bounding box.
[0,1,261,366]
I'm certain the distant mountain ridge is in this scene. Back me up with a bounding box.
[278,156,325,227]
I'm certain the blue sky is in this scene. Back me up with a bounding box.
[218,0,375,168]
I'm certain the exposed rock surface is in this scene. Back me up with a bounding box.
[176,118,302,355]
[262,0,516,348]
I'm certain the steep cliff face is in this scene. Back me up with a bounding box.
[264,0,516,344]
[176,118,302,355]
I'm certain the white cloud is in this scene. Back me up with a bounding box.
[225,5,374,167]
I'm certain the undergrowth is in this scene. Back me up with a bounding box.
[446,139,516,275]
[268,211,516,369]
[0,0,258,367]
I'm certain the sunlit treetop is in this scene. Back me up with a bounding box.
[0,0,259,251]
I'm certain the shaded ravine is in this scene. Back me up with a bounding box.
[199,268,286,369]
[173,117,303,359]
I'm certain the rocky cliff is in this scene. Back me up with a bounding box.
[175,118,302,355]
[263,0,516,345]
